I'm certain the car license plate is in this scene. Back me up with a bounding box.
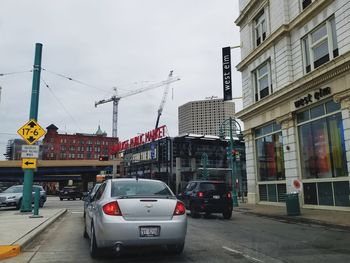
[213,195,220,199]
[139,226,160,237]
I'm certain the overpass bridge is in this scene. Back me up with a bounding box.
[0,160,121,191]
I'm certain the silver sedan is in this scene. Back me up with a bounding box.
[84,178,187,258]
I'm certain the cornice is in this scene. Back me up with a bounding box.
[236,51,350,122]
[235,0,267,27]
[236,0,334,71]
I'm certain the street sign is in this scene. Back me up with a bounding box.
[17,119,46,145]
[22,158,37,169]
[21,145,39,158]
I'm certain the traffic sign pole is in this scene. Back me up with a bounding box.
[21,43,43,212]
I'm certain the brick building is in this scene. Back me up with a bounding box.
[42,124,118,160]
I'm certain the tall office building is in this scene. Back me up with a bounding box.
[235,0,350,209]
[178,98,235,136]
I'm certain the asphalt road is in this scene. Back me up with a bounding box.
[4,197,350,263]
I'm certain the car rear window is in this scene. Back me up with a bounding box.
[199,182,228,193]
[111,180,173,197]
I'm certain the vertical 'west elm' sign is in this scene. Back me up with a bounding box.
[222,47,232,101]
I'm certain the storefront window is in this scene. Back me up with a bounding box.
[298,102,347,179]
[255,123,285,181]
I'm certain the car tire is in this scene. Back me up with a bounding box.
[16,199,22,210]
[90,225,100,258]
[190,204,199,218]
[73,197,76,201]
[39,198,44,208]
[222,210,232,219]
[83,225,89,239]
[60,198,63,201]
[167,242,184,254]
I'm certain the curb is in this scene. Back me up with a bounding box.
[15,209,68,248]
[235,209,350,232]
[0,209,67,260]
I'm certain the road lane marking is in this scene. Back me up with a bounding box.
[71,211,83,214]
[222,246,265,263]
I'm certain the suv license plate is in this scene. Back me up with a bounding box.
[213,195,220,199]
[140,226,160,237]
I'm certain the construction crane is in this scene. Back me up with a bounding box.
[95,71,180,138]
[155,70,173,129]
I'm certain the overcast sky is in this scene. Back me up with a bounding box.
[0,0,241,159]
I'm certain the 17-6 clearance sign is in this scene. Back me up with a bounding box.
[17,119,46,145]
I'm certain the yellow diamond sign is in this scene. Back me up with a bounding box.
[17,119,46,145]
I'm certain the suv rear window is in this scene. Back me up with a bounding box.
[111,180,173,197]
[199,182,228,193]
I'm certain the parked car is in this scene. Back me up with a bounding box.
[177,180,233,219]
[83,183,101,218]
[59,186,83,201]
[84,178,187,258]
[0,185,47,209]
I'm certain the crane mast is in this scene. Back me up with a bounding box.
[155,70,173,129]
[95,72,180,138]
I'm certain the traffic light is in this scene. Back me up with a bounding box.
[99,156,109,161]
[232,149,240,161]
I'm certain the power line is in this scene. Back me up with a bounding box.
[0,70,32,76]
[42,67,157,94]
[41,78,82,131]
[42,68,111,93]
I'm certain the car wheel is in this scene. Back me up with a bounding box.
[190,204,199,218]
[223,210,232,219]
[73,197,76,201]
[90,225,100,258]
[16,199,22,210]
[167,242,184,254]
[83,225,89,239]
[39,198,44,208]
[60,198,63,201]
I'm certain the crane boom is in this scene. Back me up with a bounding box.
[95,72,180,138]
[155,71,173,128]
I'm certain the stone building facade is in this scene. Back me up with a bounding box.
[236,0,350,210]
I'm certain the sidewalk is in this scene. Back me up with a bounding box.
[234,202,350,230]
[0,208,66,260]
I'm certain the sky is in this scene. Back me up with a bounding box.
[0,0,242,159]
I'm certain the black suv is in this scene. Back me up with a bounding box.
[59,186,83,201]
[178,180,233,219]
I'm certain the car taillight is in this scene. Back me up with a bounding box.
[173,201,186,215]
[197,191,204,198]
[227,192,232,198]
[103,201,122,216]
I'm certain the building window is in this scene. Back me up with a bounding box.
[302,16,338,73]
[60,146,66,151]
[254,10,267,47]
[254,61,272,101]
[301,0,313,10]
[297,101,347,179]
[255,122,284,182]
[86,146,92,152]
[69,146,75,151]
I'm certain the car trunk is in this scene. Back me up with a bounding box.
[117,198,176,221]
[200,183,229,205]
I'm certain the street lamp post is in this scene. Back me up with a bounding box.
[219,116,243,207]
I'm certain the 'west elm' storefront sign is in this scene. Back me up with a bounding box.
[294,87,331,108]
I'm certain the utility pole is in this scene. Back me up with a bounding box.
[21,43,43,212]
